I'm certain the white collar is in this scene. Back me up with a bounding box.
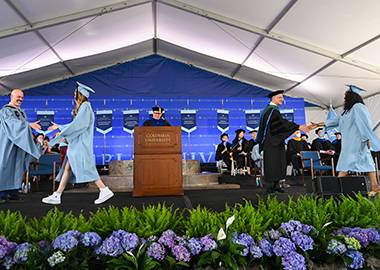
[270,102,277,106]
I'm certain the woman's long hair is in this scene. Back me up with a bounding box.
[72,89,88,117]
[343,90,364,115]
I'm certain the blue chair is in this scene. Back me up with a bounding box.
[26,154,60,192]
[300,151,335,180]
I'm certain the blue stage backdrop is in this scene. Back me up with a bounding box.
[0,96,305,164]
[0,55,306,164]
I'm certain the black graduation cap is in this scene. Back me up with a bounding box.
[152,105,164,113]
[249,130,258,134]
[315,128,324,134]
[267,90,284,99]
[334,132,341,135]
[220,133,229,139]
[301,133,308,138]
[235,129,245,134]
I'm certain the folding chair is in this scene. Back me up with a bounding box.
[26,154,60,192]
[300,151,335,183]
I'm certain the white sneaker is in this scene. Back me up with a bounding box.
[94,187,114,204]
[42,193,61,205]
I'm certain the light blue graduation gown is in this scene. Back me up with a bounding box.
[49,101,100,183]
[325,103,380,172]
[0,105,42,191]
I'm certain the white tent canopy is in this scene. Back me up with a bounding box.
[1,0,380,108]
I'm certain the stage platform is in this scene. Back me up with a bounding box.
[0,185,306,218]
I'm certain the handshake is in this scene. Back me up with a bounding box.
[298,122,324,133]
[29,121,60,131]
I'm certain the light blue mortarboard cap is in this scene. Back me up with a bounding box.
[76,81,95,98]
[347,85,366,95]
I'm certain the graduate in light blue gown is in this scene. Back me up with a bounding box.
[322,85,380,194]
[0,89,43,203]
[42,82,114,205]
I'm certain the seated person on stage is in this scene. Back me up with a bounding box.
[247,130,258,172]
[301,133,312,150]
[42,136,53,154]
[231,129,250,174]
[143,106,171,126]
[332,131,342,166]
[286,130,309,175]
[311,128,335,162]
[215,133,232,171]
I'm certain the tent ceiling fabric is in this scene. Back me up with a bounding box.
[1,0,380,107]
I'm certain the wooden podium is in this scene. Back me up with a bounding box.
[133,126,183,197]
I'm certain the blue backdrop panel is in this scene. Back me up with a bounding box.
[0,96,305,164]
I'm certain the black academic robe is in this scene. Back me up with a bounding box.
[231,138,250,169]
[256,105,299,183]
[311,138,334,152]
[215,142,232,170]
[142,118,171,126]
[286,139,309,170]
[247,139,257,168]
[332,139,341,154]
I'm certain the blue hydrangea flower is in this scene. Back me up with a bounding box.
[280,220,303,235]
[97,235,123,257]
[348,230,370,248]
[281,251,306,270]
[259,238,273,257]
[172,245,191,262]
[231,233,254,256]
[52,231,79,252]
[345,250,365,269]
[290,231,314,251]
[327,239,347,255]
[3,256,15,270]
[200,234,217,251]
[302,224,314,235]
[13,243,33,263]
[273,237,296,257]
[267,229,281,240]
[187,238,202,255]
[38,240,49,250]
[250,245,263,259]
[80,232,102,247]
[158,230,176,248]
[147,242,166,261]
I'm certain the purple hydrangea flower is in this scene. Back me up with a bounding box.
[281,251,306,270]
[291,231,314,251]
[111,230,139,252]
[364,228,380,244]
[348,229,370,248]
[147,242,166,261]
[175,236,188,246]
[273,237,296,257]
[172,245,191,262]
[80,232,102,247]
[0,237,17,259]
[259,238,273,257]
[158,230,176,249]
[302,224,314,234]
[345,250,365,269]
[187,238,202,255]
[13,243,33,263]
[280,220,303,235]
[231,233,254,256]
[250,245,263,259]
[327,239,347,255]
[38,240,49,250]
[3,256,15,270]
[52,231,79,252]
[200,234,217,251]
[97,235,123,257]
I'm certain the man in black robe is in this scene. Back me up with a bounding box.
[215,133,232,171]
[143,106,171,126]
[256,90,309,193]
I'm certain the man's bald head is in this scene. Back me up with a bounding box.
[10,89,24,108]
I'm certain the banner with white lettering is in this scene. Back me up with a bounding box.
[181,109,197,133]
[280,109,294,122]
[217,109,229,133]
[96,110,113,134]
[123,110,139,135]
[36,111,54,133]
[245,109,261,131]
